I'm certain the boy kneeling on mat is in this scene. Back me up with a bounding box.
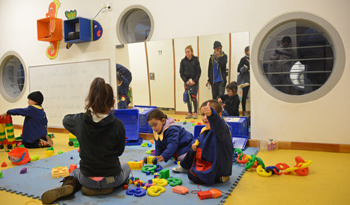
[172,100,234,184]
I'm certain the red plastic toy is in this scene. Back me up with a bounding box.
[1,162,7,167]
[198,188,221,200]
[69,164,77,173]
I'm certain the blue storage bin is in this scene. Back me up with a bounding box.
[224,117,249,136]
[64,17,91,43]
[133,105,157,134]
[112,109,139,141]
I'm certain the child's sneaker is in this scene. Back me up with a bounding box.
[193,113,198,119]
[172,165,188,173]
[220,176,230,183]
[39,139,51,147]
[185,113,192,119]
[41,185,74,204]
[81,186,113,196]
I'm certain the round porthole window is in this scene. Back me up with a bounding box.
[253,12,345,103]
[117,6,154,44]
[0,52,27,102]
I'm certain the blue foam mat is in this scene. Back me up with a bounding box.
[0,145,258,204]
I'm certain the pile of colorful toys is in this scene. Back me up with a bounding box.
[233,148,312,177]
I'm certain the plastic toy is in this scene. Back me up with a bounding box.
[155,164,163,172]
[172,185,189,195]
[194,139,200,146]
[150,140,154,144]
[146,149,153,154]
[70,156,73,160]
[177,161,180,165]
[73,141,79,147]
[151,150,156,155]
[141,165,157,173]
[123,184,128,190]
[147,143,152,147]
[1,162,7,167]
[18,145,25,148]
[143,156,157,165]
[0,171,2,178]
[197,188,222,200]
[0,115,17,150]
[145,180,153,188]
[29,155,39,162]
[126,187,146,197]
[51,166,69,178]
[159,169,170,179]
[69,164,77,173]
[183,122,186,125]
[128,160,144,170]
[8,148,31,165]
[147,185,165,197]
[152,178,168,186]
[58,151,63,154]
[46,147,54,153]
[68,133,77,146]
[197,122,201,125]
[167,177,182,186]
[146,171,150,175]
[257,165,272,177]
[20,167,27,174]
[141,143,148,147]
[128,179,133,184]
[46,150,54,157]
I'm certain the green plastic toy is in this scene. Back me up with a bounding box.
[167,177,182,186]
[159,169,170,179]
[146,149,153,154]
[18,145,25,148]
[58,151,63,154]
[141,143,148,147]
[74,141,79,147]
[46,147,54,153]
[0,171,2,178]
[141,165,157,173]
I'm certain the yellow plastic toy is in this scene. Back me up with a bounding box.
[127,160,144,170]
[51,166,69,178]
[194,139,199,146]
[147,185,165,197]
[46,150,54,157]
[152,178,168,186]
[257,165,272,177]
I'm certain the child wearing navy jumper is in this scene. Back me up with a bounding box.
[1,91,52,148]
[172,100,234,184]
[218,81,240,116]
[147,109,194,162]
[117,72,130,109]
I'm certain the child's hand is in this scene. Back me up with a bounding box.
[192,143,197,151]
[202,102,212,117]
[218,98,222,103]
[1,113,7,119]
[156,155,164,162]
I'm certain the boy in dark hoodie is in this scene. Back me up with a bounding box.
[1,91,52,148]
[147,109,194,162]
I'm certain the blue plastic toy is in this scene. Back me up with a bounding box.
[126,187,146,197]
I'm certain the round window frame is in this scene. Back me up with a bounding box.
[0,51,27,103]
[116,5,154,44]
[252,12,345,103]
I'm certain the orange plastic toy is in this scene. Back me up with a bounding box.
[8,148,31,165]
[172,186,189,195]
[198,188,222,200]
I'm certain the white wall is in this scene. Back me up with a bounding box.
[1,0,349,144]
[146,39,174,108]
[174,37,198,113]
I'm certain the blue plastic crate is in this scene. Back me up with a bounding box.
[112,109,139,141]
[224,117,249,136]
[133,105,157,134]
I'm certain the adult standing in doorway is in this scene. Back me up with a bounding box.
[206,41,228,100]
[116,64,132,84]
[237,46,250,116]
[180,45,201,119]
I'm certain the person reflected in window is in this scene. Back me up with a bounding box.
[237,46,250,116]
[206,41,228,100]
[180,45,201,119]
[269,36,296,94]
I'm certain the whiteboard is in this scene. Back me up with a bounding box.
[29,59,110,128]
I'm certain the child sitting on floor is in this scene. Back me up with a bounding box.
[1,91,52,148]
[147,109,194,162]
[217,81,240,116]
[41,77,130,204]
[172,99,234,185]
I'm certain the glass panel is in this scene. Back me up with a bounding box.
[2,56,25,98]
[260,21,334,95]
[123,10,151,43]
